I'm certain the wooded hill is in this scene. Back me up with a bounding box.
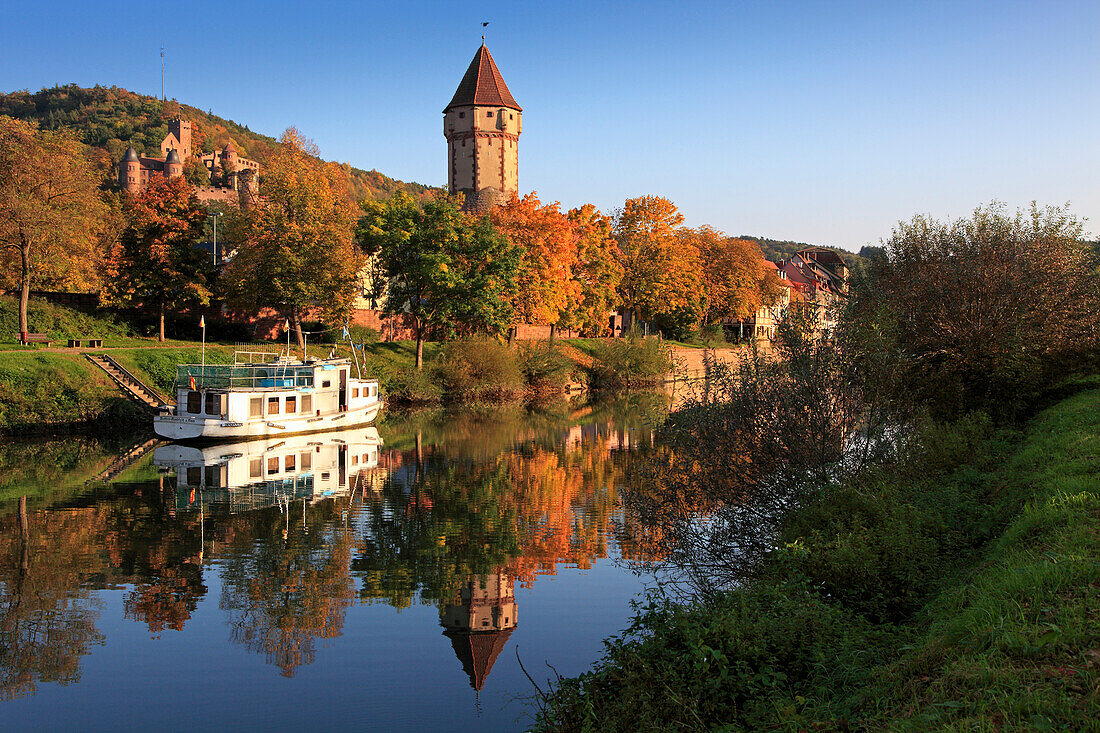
[739,235,870,271]
[0,84,441,202]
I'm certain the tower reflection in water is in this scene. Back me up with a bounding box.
[440,568,517,691]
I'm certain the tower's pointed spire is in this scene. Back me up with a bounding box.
[444,44,521,112]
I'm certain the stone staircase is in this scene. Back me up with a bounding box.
[86,353,170,412]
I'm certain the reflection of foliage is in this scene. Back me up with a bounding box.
[219,505,354,677]
[0,501,105,700]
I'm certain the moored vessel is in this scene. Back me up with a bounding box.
[153,350,382,441]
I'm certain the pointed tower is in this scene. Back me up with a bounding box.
[444,43,522,210]
[120,146,142,194]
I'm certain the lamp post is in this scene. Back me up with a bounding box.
[209,211,223,265]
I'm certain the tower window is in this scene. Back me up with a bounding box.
[459,112,465,118]
[486,111,492,117]
[510,114,513,119]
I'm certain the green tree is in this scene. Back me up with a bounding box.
[0,116,106,337]
[105,176,211,341]
[357,194,520,369]
[222,128,362,349]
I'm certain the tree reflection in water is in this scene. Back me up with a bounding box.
[0,498,105,701]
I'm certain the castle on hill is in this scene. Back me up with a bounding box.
[118,118,259,205]
[444,42,522,211]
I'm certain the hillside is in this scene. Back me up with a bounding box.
[0,84,441,202]
[738,235,869,271]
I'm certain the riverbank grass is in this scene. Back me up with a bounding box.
[534,383,1100,731]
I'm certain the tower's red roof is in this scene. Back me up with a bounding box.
[444,627,515,691]
[444,44,521,112]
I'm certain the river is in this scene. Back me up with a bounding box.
[0,395,672,731]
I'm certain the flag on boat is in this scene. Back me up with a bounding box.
[189,488,195,503]
[189,376,197,390]
[199,315,205,328]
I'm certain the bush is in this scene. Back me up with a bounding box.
[517,342,572,394]
[349,324,380,345]
[587,336,671,390]
[383,367,443,404]
[436,338,523,402]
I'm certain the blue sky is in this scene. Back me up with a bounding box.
[4,0,1097,250]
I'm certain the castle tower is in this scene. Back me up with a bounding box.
[161,119,192,160]
[120,146,142,194]
[443,43,522,211]
[164,149,183,180]
[221,142,239,189]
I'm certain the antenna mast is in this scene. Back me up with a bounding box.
[160,48,165,100]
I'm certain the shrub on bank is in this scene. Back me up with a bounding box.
[587,336,670,390]
[517,342,572,395]
[436,338,523,402]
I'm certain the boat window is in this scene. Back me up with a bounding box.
[204,466,221,488]
[250,397,262,418]
[267,396,280,415]
[186,391,201,414]
[322,380,331,388]
[301,452,312,470]
[285,453,296,471]
[286,395,297,414]
[267,457,279,475]
[187,467,201,485]
[352,455,358,465]
[352,387,359,398]
[250,458,262,478]
[205,392,222,416]
[301,394,313,414]
[321,472,330,481]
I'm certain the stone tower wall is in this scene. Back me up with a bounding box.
[445,105,521,201]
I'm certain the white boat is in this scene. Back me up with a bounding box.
[153,426,385,510]
[153,352,382,441]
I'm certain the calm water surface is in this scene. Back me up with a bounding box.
[0,397,670,731]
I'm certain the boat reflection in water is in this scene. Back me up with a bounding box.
[153,427,385,513]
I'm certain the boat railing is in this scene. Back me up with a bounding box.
[176,363,315,391]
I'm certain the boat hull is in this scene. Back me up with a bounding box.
[153,401,382,441]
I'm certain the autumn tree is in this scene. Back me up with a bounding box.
[222,128,362,349]
[614,196,704,332]
[357,193,520,369]
[863,201,1100,418]
[691,229,775,324]
[0,116,106,336]
[489,193,580,326]
[104,176,211,341]
[567,204,623,335]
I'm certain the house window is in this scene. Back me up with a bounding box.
[250,458,262,478]
[186,391,201,414]
[250,397,262,417]
[301,395,312,414]
[286,395,297,414]
[205,392,222,416]
[267,396,280,415]
[267,457,279,475]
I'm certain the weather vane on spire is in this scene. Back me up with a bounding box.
[482,21,489,43]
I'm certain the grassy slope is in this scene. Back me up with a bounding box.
[866,383,1100,729]
[535,382,1100,731]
